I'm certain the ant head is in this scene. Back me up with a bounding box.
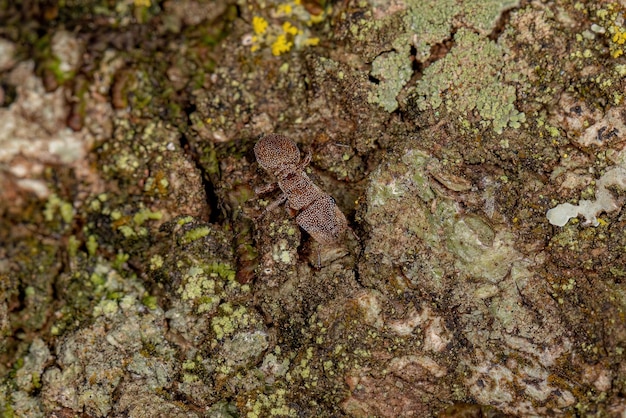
[254,134,301,171]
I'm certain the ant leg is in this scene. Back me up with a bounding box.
[255,182,278,195]
[266,194,287,211]
[257,194,287,219]
[298,150,312,171]
[316,242,321,269]
[317,251,321,269]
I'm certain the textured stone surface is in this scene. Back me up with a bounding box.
[1,0,625,417]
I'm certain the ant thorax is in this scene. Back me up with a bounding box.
[273,163,299,180]
[279,171,324,211]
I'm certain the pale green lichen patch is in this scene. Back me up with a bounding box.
[109,207,163,240]
[245,388,296,417]
[179,225,211,245]
[211,303,254,340]
[177,262,236,313]
[401,151,436,203]
[367,0,521,118]
[218,329,269,370]
[271,240,294,264]
[178,266,215,300]
[117,225,136,238]
[368,42,413,112]
[460,0,520,34]
[132,208,163,226]
[149,254,163,270]
[67,235,79,258]
[176,215,194,225]
[93,299,119,317]
[44,193,75,224]
[446,221,520,283]
[14,339,50,394]
[360,134,592,414]
[141,295,158,310]
[86,262,144,318]
[86,235,98,256]
[366,146,525,287]
[367,149,435,211]
[412,28,525,133]
[404,0,460,61]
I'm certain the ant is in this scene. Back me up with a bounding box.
[254,134,353,267]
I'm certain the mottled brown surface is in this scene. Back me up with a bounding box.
[1,0,626,417]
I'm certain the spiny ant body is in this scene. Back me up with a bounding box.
[254,134,349,264]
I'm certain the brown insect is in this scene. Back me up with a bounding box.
[254,134,351,265]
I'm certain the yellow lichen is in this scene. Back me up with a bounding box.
[250,1,325,55]
[606,15,626,58]
[304,37,320,46]
[612,29,626,45]
[271,34,293,56]
[309,10,327,24]
[252,16,269,35]
[277,3,293,16]
[282,21,299,35]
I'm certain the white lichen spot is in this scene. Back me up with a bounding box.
[547,166,626,226]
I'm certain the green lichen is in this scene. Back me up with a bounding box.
[245,388,296,418]
[211,303,250,340]
[149,254,164,270]
[117,225,135,238]
[43,194,74,224]
[404,0,460,61]
[177,262,236,313]
[368,41,413,112]
[141,295,158,310]
[462,0,520,34]
[366,0,522,123]
[403,0,519,54]
[93,299,118,317]
[132,208,163,226]
[114,152,141,172]
[112,252,129,269]
[179,266,215,301]
[86,235,98,256]
[402,151,436,203]
[180,226,211,245]
[446,218,519,283]
[44,55,76,85]
[112,208,163,240]
[176,215,195,225]
[67,235,79,258]
[412,28,525,133]
[271,240,294,264]
[207,262,236,282]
